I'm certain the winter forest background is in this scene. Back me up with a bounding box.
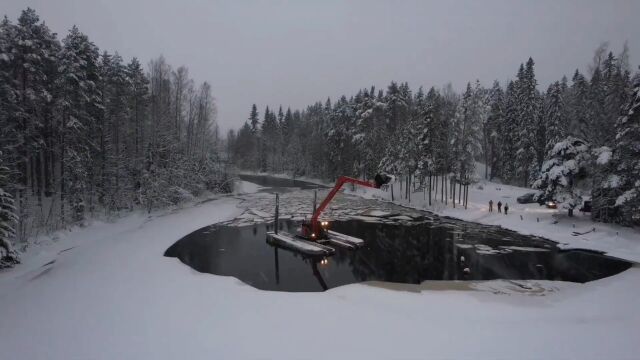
[0,9,228,266]
[227,45,640,227]
[1,8,640,268]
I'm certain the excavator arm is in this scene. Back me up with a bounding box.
[304,174,392,239]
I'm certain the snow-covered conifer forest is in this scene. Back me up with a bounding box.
[0,9,228,267]
[2,6,640,272]
[228,47,640,227]
[2,3,640,359]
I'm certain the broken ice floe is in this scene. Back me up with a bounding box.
[221,187,436,226]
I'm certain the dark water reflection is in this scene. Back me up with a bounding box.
[165,219,631,292]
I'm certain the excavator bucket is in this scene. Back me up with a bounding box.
[374,173,393,188]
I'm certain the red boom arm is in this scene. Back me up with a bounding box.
[310,176,381,236]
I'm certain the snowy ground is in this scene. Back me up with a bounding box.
[1,178,639,359]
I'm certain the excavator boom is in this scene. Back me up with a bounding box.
[305,174,391,238]
[266,173,392,256]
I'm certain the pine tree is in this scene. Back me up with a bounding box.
[327,96,356,178]
[500,81,519,182]
[586,65,608,146]
[566,69,589,138]
[384,81,411,136]
[602,78,640,224]
[0,17,19,187]
[543,81,566,155]
[353,87,386,177]
[233,122,255,169]
[486,81,504,179]
[100,52,130,210]
[249,103,259,133]
[451,82,484,182]
[514,58,541,186]
[58,25,103,222]
[261,106,279,171]
[0,152,19,268]
[414,87,438,179]
[126,57,149,183]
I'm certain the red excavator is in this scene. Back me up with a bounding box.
[300,173,392,240]
[266,173,392,255]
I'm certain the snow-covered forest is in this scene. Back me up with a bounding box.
[0,9,228,267]
[228,46,640,227]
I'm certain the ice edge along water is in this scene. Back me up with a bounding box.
[0,179,639,359]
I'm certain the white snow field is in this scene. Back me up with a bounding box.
[1,178,639,359]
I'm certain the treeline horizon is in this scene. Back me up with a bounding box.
[228,43,640,225]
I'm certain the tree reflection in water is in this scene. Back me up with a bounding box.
[165,219,631,292]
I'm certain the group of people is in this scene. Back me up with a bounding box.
[488,200,508,215]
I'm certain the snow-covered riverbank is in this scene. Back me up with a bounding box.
[1,178,639,359]
[349,177,640,264]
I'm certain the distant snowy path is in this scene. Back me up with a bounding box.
[0,181,639,359]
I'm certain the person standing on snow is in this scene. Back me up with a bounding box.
[504,203,509,215]
[489,200,494,212]
[497,201,502,213]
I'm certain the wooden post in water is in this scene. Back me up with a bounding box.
[407,175,410,203]
[464,178,469,209]
[274,248,280,284]
[391,182,394,201]
[428,172,432,206]
[434,173,438,195]
[275,193,279,234]
[444,175,448,205]
[452,176,456,208]
[313,190,317,214]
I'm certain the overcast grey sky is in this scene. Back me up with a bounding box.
[4,0,640,131]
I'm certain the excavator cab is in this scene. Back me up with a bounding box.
[300,220,330,240]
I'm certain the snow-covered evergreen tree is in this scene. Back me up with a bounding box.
[125,57,149,184]
[58,25,103,222]
[500,80,519,182]
[566,69,589,139]
[514,58,541,186]
[451,82,484,181]
[413,87,435,178]
[0,152,19,268]
[543,81,566,155]
[249,103,259,133]
[533,137,591,215]
[353,87,386,177]
[384,81,411,136]
[326,96,357,178]
[586,65,608,146]
[601,78,640,225]
[486,81,504,180]
[261,105,279,171]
